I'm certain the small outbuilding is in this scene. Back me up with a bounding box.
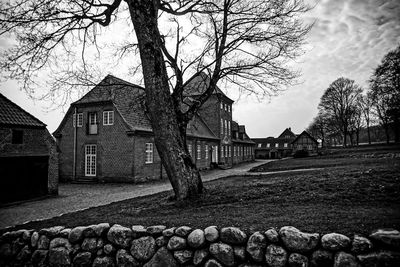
[0,93,58,204]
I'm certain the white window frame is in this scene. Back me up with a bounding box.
[145,143,154,164]
[267,143,270,148]
[197,144,201,160]
[77,113,83,127]
[284,143,288,148]
[224,120,228,136]
[308,144,313,150]
[205,144,209,159]
[221,119,224,134]
[258,143,261,148]
[221,102,223,110]
[188,144,193,157]
[103,111,114,126]
[221,146,224,158]
[228,146,231,157]
[85,144,96,177]
[275,143,279,148]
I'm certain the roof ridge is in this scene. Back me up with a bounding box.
[0,93,46,127]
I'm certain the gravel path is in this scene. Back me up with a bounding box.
[0,160,272,229]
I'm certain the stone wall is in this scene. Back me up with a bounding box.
[1,224,399,266]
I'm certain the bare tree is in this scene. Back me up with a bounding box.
[307,112,329,148]
[0,0,311,200]
[369,45,400,144]
[318,78,362,147]
[359,93,373,144]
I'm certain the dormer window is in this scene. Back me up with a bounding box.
[103,111,114,126]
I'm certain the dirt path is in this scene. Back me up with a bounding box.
[0,160,272,229]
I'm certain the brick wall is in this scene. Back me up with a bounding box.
[133,135,166,182]
[0,127,48,157]
[56,103,136,182]
[0,126,58,196]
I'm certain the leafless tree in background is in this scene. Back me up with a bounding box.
[318,78,362,147]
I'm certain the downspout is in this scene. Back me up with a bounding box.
[73,107,77,181]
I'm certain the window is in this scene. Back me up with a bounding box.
[220,102,223,110]
[221,146,224,158]
[267,143,270,148]
[188,144,192,157]
[284,143,288,148]
[205,145,209,159]
[197,144,201,160]
[221,119,224,134]
[73,113,83,127]
[88,112,98,134]
[234,146,236,157]
[85,144,96,176]
[145,143,153,163]
[77,113,83,127]
[275,143,279,148]
[224,120,227,136]
[103,111,114,125]
[228,121,231,135]
[11,130,23,144]
[308,144,313,150]
[297,144,302,150]
[258,144,261,148]
[228,146,231,157]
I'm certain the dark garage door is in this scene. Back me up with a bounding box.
[0,156,49,204]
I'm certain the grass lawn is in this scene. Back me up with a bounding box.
[3,145,400,236]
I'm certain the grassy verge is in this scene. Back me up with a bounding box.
[2,147,399,236]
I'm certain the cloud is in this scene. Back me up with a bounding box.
[234,0,400,137]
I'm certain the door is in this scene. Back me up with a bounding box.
[85,144,97,176]
[0,156,48,204]
[212,145,218,163]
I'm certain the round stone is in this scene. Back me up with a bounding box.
[205,226,219,242]
[246,231,266,262]
[351,235,373,254]
[321,233,350,251]
[130,236,156,262]
[265,244,288,267]
[209,242,235,267]
[188,229,206,248]
[288,253,308,267]
[220,227,247,245]
[279,226,319,253]
[167,236,187,251]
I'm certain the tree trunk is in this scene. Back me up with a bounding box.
[367,123,371,145]
[127,0,203,200]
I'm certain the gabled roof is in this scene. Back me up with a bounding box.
[0,93,46,128]
[291,130,318,144]
[54,75,218,140]
[278,127,296,139]
[183,72,234,103]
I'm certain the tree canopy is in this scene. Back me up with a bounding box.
[0,0,312,199]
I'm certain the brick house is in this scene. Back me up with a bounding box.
[0,93,58,204]
[253,128,296,159]
[292,130,319,156]
[54,74,254,183]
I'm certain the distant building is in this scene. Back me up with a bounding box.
[292,130,318,155]
[252,128,318,159]
[54,74,255,183]
[0,93,58,204]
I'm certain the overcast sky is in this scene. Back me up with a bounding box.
[1,0,399,137]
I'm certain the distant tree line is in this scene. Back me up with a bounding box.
[308,45,400,147]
